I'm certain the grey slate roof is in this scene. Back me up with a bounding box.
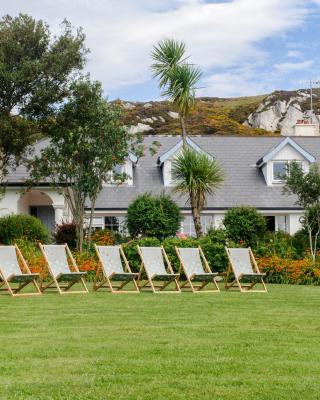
[6,135,320,210]
[91,136,320,210]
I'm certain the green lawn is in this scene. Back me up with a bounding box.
[0,285,319,400]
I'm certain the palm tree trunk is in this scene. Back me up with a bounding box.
[180,116,187,147]
[190,197,203,238]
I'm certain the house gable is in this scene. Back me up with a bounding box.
[158,137,213,186]
[256,137,316,186]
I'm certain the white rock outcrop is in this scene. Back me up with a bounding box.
[168,111,179,119]
[126,123,153,134]
[245,91,320,135]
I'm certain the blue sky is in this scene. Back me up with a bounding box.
[3,0,320,100]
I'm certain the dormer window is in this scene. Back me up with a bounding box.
[103,153,137,187]
[107,164,129,184]
[158,137,213,187]
[256,137,315,186]
[272,160,303,183]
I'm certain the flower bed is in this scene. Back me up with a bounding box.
[258,256,320,285]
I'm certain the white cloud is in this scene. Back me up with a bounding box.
[274,60,314,73]
[1,0,313,97]
[287,50,303,58]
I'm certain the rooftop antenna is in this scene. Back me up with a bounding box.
[299,79,320,122]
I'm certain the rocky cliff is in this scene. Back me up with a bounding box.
[244,89,320,135]
[118,89,320,136]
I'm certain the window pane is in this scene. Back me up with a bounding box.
[113,164,123,175]
[273,162,287,181]
[277,215,288,232]
[104,216,120,232]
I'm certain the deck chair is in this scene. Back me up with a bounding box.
[94,245,139,293]
[175,246,220,293]
[0,245,41,297]
[225,247,267,292]
[137,246,180,293]
[39,244,88,294]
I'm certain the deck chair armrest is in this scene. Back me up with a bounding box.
[151,273,179,281]
[55,271,86,281]
[238,272,266,280]
[109,272,138,281]
[7,273,40,283]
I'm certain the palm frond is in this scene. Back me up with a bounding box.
[151,39,186,88]
[164,64,202,116]
[172,148,224,208]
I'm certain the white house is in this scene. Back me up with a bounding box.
[0,134,318,236]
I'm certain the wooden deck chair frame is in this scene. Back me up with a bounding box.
[39,243,89,295]
[225,247,267,293]
[93,244,139,293]
[0,245,41,297]
[137,246,181,293]
[175,246,220,293]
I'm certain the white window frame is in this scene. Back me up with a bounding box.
[272,160,303,183]
[103,161,132,186]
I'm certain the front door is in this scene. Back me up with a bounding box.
[30,206,55,232]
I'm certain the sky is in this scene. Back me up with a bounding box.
[2,0,320,101]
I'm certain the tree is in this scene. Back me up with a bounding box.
[284,162,320,264]
[30,78,129,251]
[126,193,182,240]
[223,206,267,247]
[151,39,201,145]
[172,148,224,238]
[0,14,87,189]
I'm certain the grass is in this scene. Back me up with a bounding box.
[0,284,319,400]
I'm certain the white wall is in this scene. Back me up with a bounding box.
[288,213,303,235]
[0,187,70,224]
[0,189,20,216]
[292,124,319,137]
[163,160,172,186]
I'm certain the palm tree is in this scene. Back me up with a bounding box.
[151,39,201,145]
[172,148,224,237]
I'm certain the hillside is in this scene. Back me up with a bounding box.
[118,89,320,136]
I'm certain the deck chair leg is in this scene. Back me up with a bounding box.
[80,277,89,293]
[93,277,108,291]
[14,281,30,293]
[137,264,145,289]
[174,278,181,293]
[32,279,42,294]
[149,278,157,293]
[40,279,56,292]
[224,265,232,289]
[132,278,140,292]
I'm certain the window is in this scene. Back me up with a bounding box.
[104,216,126,232]
[272,161,302,182]
[264,215,288,232]
[273,161,287,181]
[180,215,214,236]
[104,162,132,186]
[276,215,288,232]
[265,216,275,231]
[104,216,120,232]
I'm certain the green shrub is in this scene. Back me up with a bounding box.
[292,229,313,258]
[0,214,50,244]
[126,193,182,240]
[54,222,77,249]
[255,231,298,259]
[199,229,228,273]
[223,206,267,247]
